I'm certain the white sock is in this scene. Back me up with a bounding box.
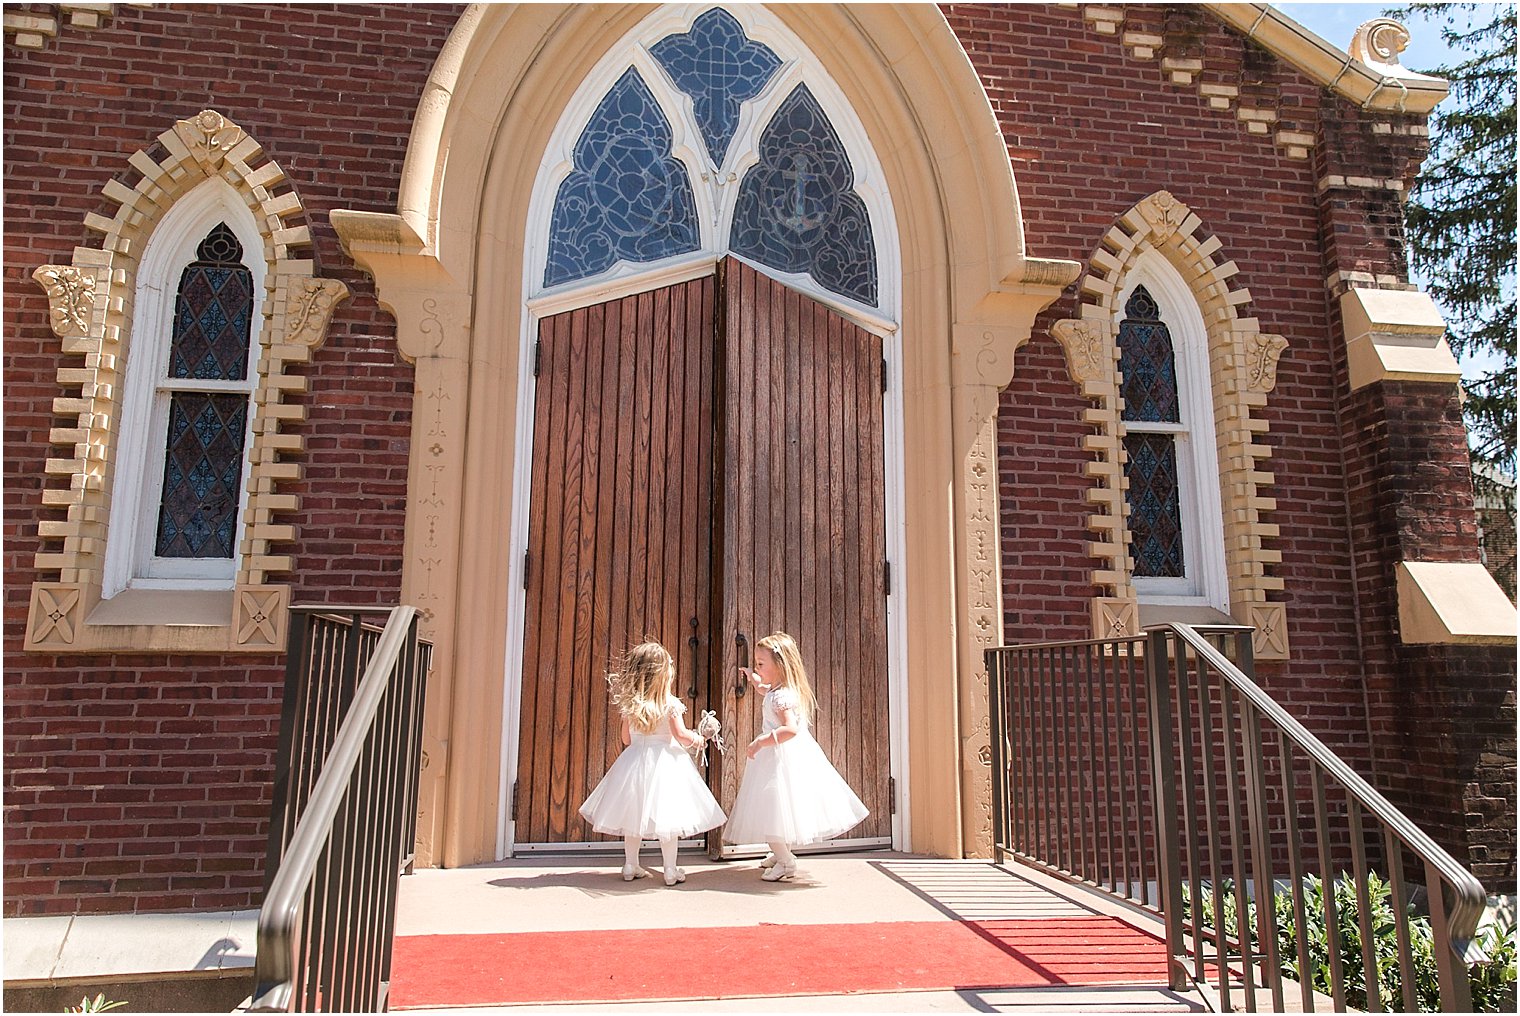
[623,835,642,870]
[659,836,679,870]
[767,841,795,866]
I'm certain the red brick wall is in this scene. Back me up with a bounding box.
[945,3,1375,760]
[949,2,1515,888]
[5,3,1513,916]
[3,3,461,915]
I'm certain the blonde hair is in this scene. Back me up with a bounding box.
[756,631,817,720]
[607,641,676,733]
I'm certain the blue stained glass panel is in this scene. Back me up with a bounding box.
[169,224,253,381]
[730,84,877,305]
[1118,286,1180,423]
[1124,431,1185,578]
[545,68,701,288]
[155,392,248,559]
[650,8,781,166]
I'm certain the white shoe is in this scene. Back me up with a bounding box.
[758,853,777,869]
[663,866,686,886]
[761,861,796,882]
[621,865,651,881]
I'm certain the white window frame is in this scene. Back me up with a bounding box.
[1118,251,1228,611]
[102,178,265,598]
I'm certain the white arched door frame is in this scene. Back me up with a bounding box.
[499,1,909,857]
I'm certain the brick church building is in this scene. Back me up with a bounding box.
[5,1,1515,925]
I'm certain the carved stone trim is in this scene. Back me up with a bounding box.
[32,265,96,337]
[1060,191,1288,646]
[25,583,84,649]
[235,584,290,648]
[1093,597,1141,640]
[1246,332,1290,392]
[288,279,350,348]
[1052,318,1113,384]
[1248,602,1290,660]
[1073,9,1322,160]
[1137,190,1185,241]
[25,108,344,652]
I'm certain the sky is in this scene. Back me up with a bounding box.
[1274,3,1506,385]
[1273,3,1460,72]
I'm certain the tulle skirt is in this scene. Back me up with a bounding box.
[578,737,727,840]
[723,730,869,845]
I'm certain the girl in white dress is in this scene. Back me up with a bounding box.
[723,631,868,881]
[578,642,726,886]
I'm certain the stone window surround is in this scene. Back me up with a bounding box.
[1052,190,1291,660]
[24,109,348,654]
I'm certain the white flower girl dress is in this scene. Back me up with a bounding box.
[579,697,726,839]
[724,686,868,845]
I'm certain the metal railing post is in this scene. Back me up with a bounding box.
[986,648,1007,860]
[1145,627,1187,991]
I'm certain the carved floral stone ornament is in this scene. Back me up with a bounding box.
[1138,190,1185,240]
[1052,319,1112,383]
[1350,18,1411,71]
[288,278,350,347]
[184,108,247,155]
[1246,332,1290,392]
[32,265,95,337]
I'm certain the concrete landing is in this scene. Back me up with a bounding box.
[393,853,1206,1013]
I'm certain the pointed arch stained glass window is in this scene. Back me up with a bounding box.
[545,68,702,288]
[154,222,254,559]
[730,84,877,306]
[1124,431,1185,577]
[1119,285,1185,578]
[650,8,781,167]
[169,223,253,381]
[1118,286,1179,424]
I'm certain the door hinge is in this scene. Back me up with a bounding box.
[523,551,531,589]
[889,776,897,815]
[882,356,888,394]
[511,781,519,821]
[533,340,542,378]
[883,560,891,596]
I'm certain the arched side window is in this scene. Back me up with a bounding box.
[529,4,896,322]
[26,110,348,654]
[105,188,265,597]
[1115,265,1226,610]
[1050,191,1290,659]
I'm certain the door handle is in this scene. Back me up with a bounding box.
[687,617,700,698]
[734,631,749,697]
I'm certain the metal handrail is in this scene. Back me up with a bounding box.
[1152,623,1486,1012]
[250,605,428,1012]
[986,621,1489,1012]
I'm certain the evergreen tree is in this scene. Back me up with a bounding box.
[1388,3,1517,478]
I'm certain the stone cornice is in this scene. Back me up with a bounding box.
[1203,3,1448,114]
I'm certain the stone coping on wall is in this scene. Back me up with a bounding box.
[1395,561,1518,645]
[2,910,257,984]
[1340,287,1462,390]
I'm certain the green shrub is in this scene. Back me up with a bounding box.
[1180,873,1516,1012]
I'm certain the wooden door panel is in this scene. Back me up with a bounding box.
[714,259,892,843]
[518,276,715,843]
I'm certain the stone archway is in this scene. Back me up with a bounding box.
[333,2,1077,867]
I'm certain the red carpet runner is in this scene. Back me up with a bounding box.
[390,916,1168,1008]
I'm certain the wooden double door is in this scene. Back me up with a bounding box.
[515,258,892,850]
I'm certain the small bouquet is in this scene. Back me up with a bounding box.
[690,709,726,766]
